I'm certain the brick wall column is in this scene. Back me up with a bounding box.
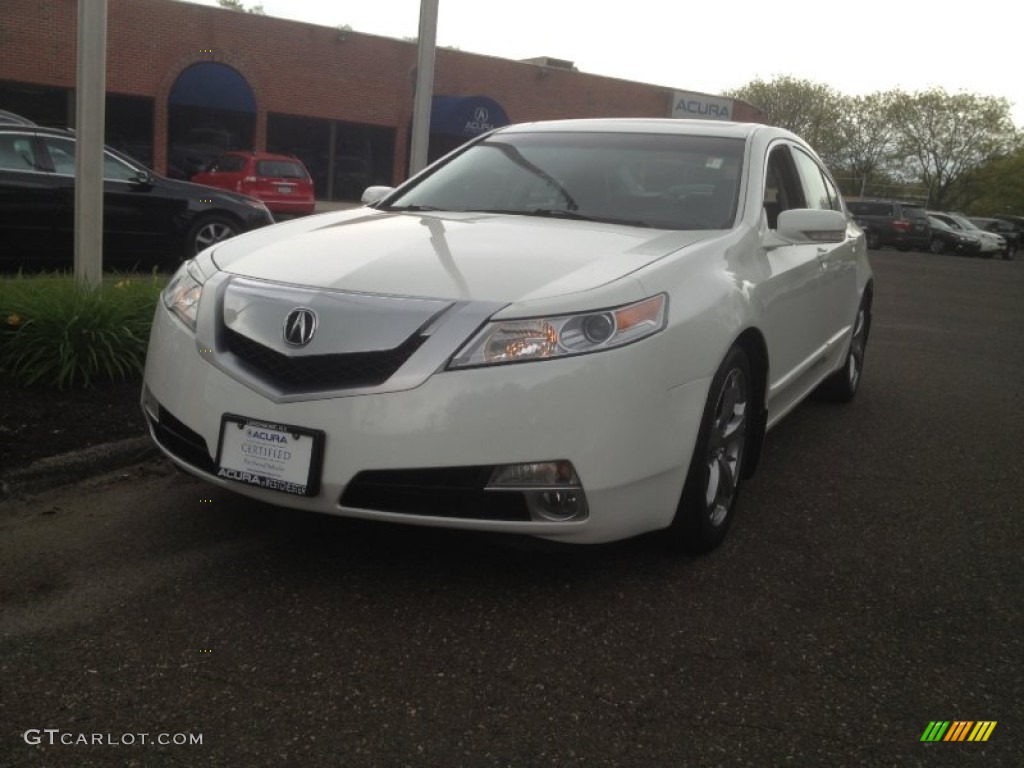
[254,107,266,152]
[153,97,168,175]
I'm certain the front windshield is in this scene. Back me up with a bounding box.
[949,214,980,231]
[387,131,745,230]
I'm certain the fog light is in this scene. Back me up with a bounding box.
[486,461,588,522]
[525,489,586,522]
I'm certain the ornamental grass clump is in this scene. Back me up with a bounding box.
[0,273,166,389]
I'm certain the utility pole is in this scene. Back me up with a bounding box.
[408,0,438,178]
[74,0,107,287]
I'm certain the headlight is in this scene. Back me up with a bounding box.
[241,197,274,219]
[449,294,667,368]
[162,260,205,331]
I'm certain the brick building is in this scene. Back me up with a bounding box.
[0,0,764,200]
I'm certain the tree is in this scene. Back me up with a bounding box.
[217,0,265,13]
[836,92,901,197]
[726,76,847,167]
[889,88,1016,209]
[956,145,1024,215]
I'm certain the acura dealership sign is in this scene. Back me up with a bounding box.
[671,91,734,121]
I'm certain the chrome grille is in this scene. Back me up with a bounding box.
[224,327,427,393]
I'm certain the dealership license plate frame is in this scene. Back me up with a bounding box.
[215,414,324,497]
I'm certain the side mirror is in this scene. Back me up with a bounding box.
[766,209,847,248]
[361,185,394,206]
[134,170,153,186]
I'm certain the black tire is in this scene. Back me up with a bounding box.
[816,293,871,403]
[187,214,240,257]
[667,346,751,554]
[865,231,880,250]
[929,237,945,255]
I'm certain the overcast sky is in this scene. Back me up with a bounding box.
[184,0,1024,126]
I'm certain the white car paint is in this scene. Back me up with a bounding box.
[143,119,872,545]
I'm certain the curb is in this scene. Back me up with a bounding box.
[0,436,159,499]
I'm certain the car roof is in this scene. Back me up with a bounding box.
[221,150,304,162]
[496,117,767,140]
[0,124,74,137]
[847,198,923,206]
[0,109,37,126]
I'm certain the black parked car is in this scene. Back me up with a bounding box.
[926,215,982,256]
[0,125,274,270]
[846,199,932,251]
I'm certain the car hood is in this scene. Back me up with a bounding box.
[211,209,717,303]
[157,175,260,207]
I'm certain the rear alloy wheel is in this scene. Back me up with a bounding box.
[929,236,945,254]
[188,214,240,256]
[815,294,871,403]
[668,346,751,554]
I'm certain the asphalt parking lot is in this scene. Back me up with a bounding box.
[1,249,1021,767]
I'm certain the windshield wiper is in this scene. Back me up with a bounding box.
[527,209,652,228]
[383,204,443,212]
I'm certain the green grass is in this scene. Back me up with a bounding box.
[0,272,167,389]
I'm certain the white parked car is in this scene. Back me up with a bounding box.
[144,118,872,551]
[927,211,1005,257]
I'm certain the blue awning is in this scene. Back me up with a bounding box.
[169,63,256,113]
[430,95,509,138]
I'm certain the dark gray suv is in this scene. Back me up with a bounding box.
[847,199,932,251]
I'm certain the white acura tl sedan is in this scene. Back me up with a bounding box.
[143,119,872,551]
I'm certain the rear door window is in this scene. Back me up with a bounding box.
[847,201,894,216]
[0,133,41,171]
[256,160,307,179]
[40,136,77,175]
[211,155,247,173]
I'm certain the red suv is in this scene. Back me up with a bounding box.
[192,151,315,217]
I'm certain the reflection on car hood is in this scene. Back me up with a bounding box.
[211,209,717,303]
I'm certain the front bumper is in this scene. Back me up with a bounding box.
[260,197,316,216]
[142,304,709,544]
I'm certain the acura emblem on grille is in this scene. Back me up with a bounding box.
[283,307,317,347]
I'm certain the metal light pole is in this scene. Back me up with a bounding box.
[74,0,108,287]
[408,0,438,177]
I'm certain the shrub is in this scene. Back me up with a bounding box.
[0,273,167,389]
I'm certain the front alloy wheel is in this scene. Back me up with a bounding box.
[704,367,748,527]
[189,215,240,255]
[669,346,751,553]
